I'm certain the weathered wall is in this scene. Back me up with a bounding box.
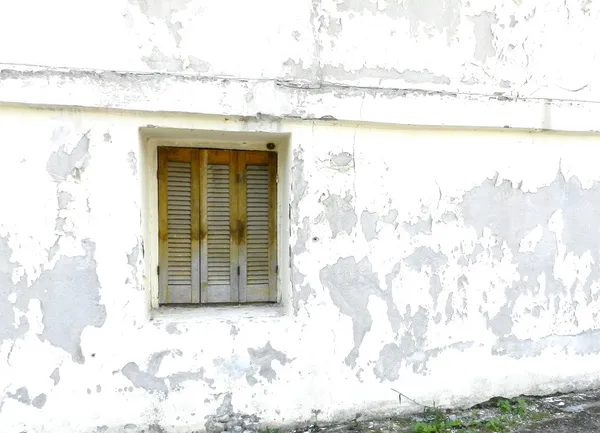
[0,106,600,433]
[1,0,599,103]
[2,0,600,432]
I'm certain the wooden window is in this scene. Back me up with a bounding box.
[158,147,277,305]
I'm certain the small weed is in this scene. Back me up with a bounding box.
[513,399,528,416]
[483,418,505,432]
[497,398,528,416]
[497,399,512,414]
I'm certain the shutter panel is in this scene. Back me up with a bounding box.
[245,164,270,300]
[158,148,200,304]
[240,152,277,302]
[200,150,237,303]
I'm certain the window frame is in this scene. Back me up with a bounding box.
[157,146,278,306]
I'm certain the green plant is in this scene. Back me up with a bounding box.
[497,399,511,414]
[484,418,506,432]
[412,421,441,433]
[513,399,527,416]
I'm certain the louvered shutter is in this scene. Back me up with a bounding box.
[239,152,277,302]
[200,150,238,303]
[158,148,200,304]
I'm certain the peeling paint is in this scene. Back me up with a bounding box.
[322,65,451,85]
[247,342,290,383]
[404,216,433,236]
[8,387,30,405]
[404,246,448,273]
[373,343,403,381]
[127,151,138,177]
[47,129,91,181]
[360,210,379,241]
[37,240,106,363]
[320,256,402,367]
[492,328,600,358]
[471,11,498,63]
[460,170,600,336]
[121,350,212,396]
[336,0,461,42]
[321,192,357,238]
[50,368,60,385]
[31,393,47,409]
[330,151,353,168]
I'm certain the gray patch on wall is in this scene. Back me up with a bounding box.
[7,387,47,409]
[0,237,28,345]
[0,236,105,363]
[50,368,61,385]
[360,211,379,241]
[127,240,142,289]
[492,328,600,359]
[292,267,312,313]
[320,256,403,367]
[471,11,498,63]
[374,309,466,380]
[381,209,399,225]
[31,393,47,409]
[141,47,184,73]
[459,170,600,339]
[291,147,308,224]
[36,240,106,363]
[337,0,461,43]
[165,323,182,335]
[128,0,193,20]
[247,342,290,383]
[127,151,138,177]
[404,216,433,236]
[321,192,357,238]
[293,217,310,255]
[121,350,213,396]
[290,147,316,313]
[8,387,30,404]
[331,152,353,168]
[404,246,448,273]
[122,362,169,394]
[321,65,451,86]
[47,130,91,181]
[373,343,403,381]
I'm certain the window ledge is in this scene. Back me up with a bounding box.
[149,303,287,323]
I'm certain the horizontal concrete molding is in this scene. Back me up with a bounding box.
[1,64,600,133]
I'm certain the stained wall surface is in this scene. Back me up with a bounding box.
[1,0,600,432]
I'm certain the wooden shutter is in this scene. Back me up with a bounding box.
[158,147,276,305]
[200,150,238,303]
[158,148,200,304]
[238,152,277,302]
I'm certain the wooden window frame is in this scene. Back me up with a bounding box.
[157,146,278,305]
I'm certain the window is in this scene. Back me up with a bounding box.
[157,147,277,305]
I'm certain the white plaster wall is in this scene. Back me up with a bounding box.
[1,0,599,103]
[1,106,600,433]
